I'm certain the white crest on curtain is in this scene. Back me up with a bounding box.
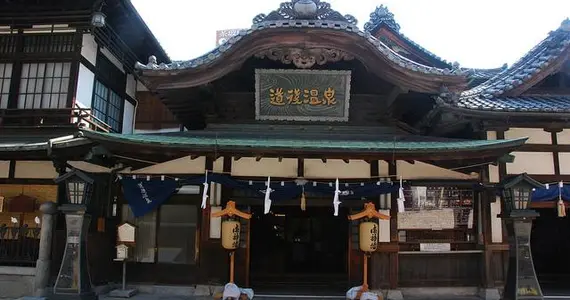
[264,176,273,214]
[397,176,405,213]
[201,171,209,209]
[333,178,341,216]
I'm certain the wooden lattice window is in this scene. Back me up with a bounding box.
[0,35,18,54]
[0,63,12,109]
[92,80,123,132]
[22,34,75,53]
[17,62,71,109]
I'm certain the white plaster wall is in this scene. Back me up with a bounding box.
[126,74,137,99]
[559,153,570,175]
[100,48,125,73]
[397,161,473,180]
[74,64,95,108]
[507,152,555,175]
[14,161,58,179]
[378,209,390,242]
[129,156,205,174]
[504,128,551,144]
[490,198,503,243]
[487,130,497,140]
[488,164,500,183]
[122,101,135,134]
[68,161,111,173]
[80,34,97,66]
[0,161,9,178]
[379,160,390,177]
[232,158,297,178]
[558,129,570,145]
[304,159,369,179]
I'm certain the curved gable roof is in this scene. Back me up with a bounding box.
[363,5,452,69]
[135,0,467,93]
[438,19,570,116]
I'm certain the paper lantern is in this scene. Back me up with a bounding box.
[221,220,241,250]
[359,221,379,252]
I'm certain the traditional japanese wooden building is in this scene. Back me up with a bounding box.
[1,1,570,298]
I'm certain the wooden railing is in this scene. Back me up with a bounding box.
[0,104,113,133]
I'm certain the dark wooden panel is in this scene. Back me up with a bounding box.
[370,252,391,288]
[399,253,482,286]
[491,250,507,285]
[213,93,388,125]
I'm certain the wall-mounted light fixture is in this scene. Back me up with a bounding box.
[91,1,106,28]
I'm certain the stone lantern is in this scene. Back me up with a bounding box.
[53,168,97,300]
[499,173,543,300]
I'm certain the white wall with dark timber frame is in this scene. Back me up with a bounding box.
[76,33,139,133]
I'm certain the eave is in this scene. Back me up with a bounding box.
[81,130,526,162]
[136,22,468,94]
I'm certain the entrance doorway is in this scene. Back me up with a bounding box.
[250,204,348,293]
[531,208,570,292]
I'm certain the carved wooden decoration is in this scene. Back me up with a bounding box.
[255,48,354,69]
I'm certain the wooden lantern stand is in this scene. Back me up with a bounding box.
[348,202,390,298]
[211,201,252,284]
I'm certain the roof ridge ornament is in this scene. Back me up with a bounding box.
[364,5,401,33]
[252,0,358,25]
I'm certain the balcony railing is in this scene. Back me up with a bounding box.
[0,104,113,133]
[0,212,42,266]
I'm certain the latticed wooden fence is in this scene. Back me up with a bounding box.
[0,213,42,266]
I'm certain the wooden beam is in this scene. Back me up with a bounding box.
[297,158,304,178]
[321,158,327,163]
[234,156,242,161]
[385,85,408,111]
[278,156,283,162]
[255,155,262,162]
[190,155,200,160]
[405,160,415,164]
[342,159,350,164]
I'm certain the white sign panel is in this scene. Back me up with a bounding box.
[420,243,451,252]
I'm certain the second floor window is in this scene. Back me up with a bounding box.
[18,62,71,109]
[0,63,12,109]
[93,80,122,132]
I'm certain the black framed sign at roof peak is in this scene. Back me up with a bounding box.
[255,69,351,122]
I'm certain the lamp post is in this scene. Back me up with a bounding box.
[499,173,543,300]
[53,169,97,300]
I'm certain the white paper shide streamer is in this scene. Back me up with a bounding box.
[333,178,341,216]
[201,171,209,209]
[397,177,405,213]
[264,176,273,214]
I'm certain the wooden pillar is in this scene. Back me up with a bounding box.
[480,164,495,288]
[388,161,399,289]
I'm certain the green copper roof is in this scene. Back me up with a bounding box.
[81,130,527,154]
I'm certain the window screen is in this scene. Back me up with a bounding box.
[0,63,12,109]
[18,62,70,109]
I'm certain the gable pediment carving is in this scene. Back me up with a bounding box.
[254,47,354,69]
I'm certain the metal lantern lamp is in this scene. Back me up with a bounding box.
[348,202,390,297]
[499,173,544,300]
[53,169,97,300]
[90,11,106,28]
[212,201,252,284]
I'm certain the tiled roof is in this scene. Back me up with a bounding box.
[440,19,570,114]
[363,5,451,68]
[462,65,508,81]
[461,19,570,99]
[81,130,527,153]
[443,95,570,113]
[135,1,465,77]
